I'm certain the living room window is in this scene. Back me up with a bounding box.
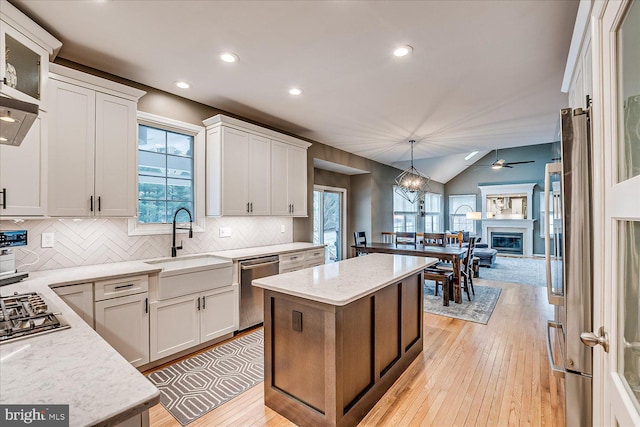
[424,192,443,233]
[448,194,477,233]
[393,186,418,232]
[128,112,205,236]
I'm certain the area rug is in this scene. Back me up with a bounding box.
[423,281,501,325]
[146,329,264,426]
[478,256,561,287]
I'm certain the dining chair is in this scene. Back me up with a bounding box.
[435,236,476,301]
[395,231,416,247]
[353,231,367,256]
[422,232,446,247]
[445,231,464,248]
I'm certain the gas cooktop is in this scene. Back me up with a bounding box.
[0,292,69,344]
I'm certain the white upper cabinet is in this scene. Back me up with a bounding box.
[47,64,145,217]
[205,114,310,217]
[0,0,61,109]
[271,141,307,216]
[0,113,47,216]
[213,127,270,216]
[0,0,60,218]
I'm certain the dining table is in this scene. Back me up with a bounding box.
[350,242,468,303]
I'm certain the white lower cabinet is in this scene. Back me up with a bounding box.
[150,294,200,361]
[150,284,238,362]
[53,282,94,328]
[200,286,238,342]
[95,292,150,367]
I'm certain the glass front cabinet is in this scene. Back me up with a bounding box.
[1,2,61,109]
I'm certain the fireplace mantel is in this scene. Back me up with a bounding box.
[481,219,536,256]
[478,183,537,256]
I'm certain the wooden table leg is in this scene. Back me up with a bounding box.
[452,255,462,303]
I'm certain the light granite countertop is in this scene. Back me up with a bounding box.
[253,253,437,306]
[210,242,324,261]
[0,261,162,427]
[0,242,323,426]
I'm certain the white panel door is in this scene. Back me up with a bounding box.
[248,134,271,215]
[222,127,249,215]
[0,114,47,216]
[95,293,149,367]
[94,93,137,217]
[48,79,95,217]
[270,140,289,215]
[200,285,238,343]
[592,1,640,425]
[54,283,94,328]
[149,294,199,362]
[288,145,307,216]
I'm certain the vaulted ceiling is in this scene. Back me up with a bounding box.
[13,0,578,178]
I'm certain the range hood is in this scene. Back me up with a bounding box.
[0,97,39,146]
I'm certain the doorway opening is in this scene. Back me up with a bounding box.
[313,185,347,263]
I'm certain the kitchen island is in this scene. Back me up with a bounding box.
[253,253,436,427]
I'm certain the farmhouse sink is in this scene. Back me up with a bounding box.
[146,255,233,300]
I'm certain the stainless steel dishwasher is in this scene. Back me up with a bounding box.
[239,255,279,330]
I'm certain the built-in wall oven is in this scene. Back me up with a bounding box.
[239,255,279,331]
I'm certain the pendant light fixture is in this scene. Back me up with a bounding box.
[394,140,431,204]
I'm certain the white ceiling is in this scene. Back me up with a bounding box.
[13,0,578,177]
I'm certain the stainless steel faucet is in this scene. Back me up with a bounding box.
[171,207,193,257]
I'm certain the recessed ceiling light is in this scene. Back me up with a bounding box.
[289,88,303,96]
[220,52,239,63]
[0,137,7,142]
[393,45,413,57]
[175,81,190,89]
[0,115,17,123]
[464,151,479,161]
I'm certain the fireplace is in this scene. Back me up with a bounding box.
[491,232,524,255]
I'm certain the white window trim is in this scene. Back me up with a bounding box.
[448,194,477,233]
[128,111,206,236]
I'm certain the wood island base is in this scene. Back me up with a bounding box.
[263,270,424,427]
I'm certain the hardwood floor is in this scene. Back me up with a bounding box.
[146,279,565,426]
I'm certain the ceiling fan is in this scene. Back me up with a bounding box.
[473,149,535,169]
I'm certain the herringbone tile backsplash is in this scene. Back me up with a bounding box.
[1,217,293,272]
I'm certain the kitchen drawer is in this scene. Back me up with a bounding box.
[280,262,306,274]
[305,260,325,269]
[279,251,306,266]
[95,275,149,301]
[305,249,325,263]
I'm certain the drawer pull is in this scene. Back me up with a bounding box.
[114,283,134,290]
[290,256,298,260]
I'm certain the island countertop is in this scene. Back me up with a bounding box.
[252,253,437,306]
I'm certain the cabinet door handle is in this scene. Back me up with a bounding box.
[1,188,6,209]
[144,297,148,314]
[90,195,94,212]
[98,196,101,212]
[202,296,206,309]
[114,283,134,290]
[247,202,250,213]
[197,297,201,311]
[250,202,253,213]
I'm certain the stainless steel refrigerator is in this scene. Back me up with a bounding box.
[544,106,593,426]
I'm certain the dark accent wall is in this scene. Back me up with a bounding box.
[445,143,555,255]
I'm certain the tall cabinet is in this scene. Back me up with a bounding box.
[204,114,310,217]
[47,64,145,217]
[0,0,61,218]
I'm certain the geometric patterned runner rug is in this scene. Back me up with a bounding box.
[423,281,501,325]
[146,329,264,425]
